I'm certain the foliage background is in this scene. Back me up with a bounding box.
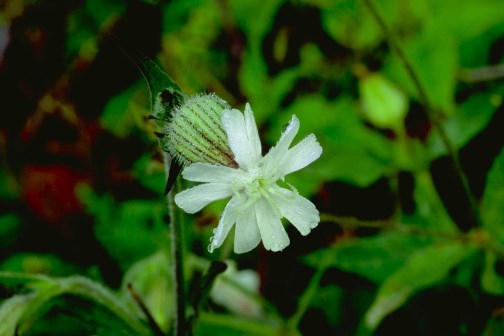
[1,0,504,335]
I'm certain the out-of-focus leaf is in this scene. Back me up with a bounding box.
[482,314,504,336]
[428,87,503,157]
[0,273,150,336]
[305,233,433,283]
[481,252,504,295]
[482,148,504,244]
[310,285,344,326]
[0,294,33,336]
[364,241,476,331]
[133,154,165,194]
[100,81,150,138]
[0,166,18,200]
[384,26,458,116]
[269,95,393,194]
[321,0,381,51]
[195,312,278,336]
[66,0,125,61]
[402,171,457,231]
[359,73,408,130]
[0,214,21,249]
[0,253,78,276]
[121,252,172,332]
[78,186,168,271]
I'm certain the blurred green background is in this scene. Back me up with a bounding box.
[1,0,504,335]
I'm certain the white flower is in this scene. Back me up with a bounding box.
[210,261,263,318]
[174,103,323,253]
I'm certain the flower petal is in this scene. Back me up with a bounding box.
[261,115,300,176]
[270,185,319,236]
[209,195,245,252]
[279,134,322,176]
[255,198,290,252]
[175,183,232,214]
[182,162,247,183]
[244,103,262,163]
[234,204,261,253]
[222,108,260,170]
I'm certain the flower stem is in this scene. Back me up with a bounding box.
[286,251,332,332]
[166,161,187,336]
[362,0,482,228]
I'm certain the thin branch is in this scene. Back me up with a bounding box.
[362,0,482,228]
[459,64,504,83]
[127,283,165,336]
[167,179,187,336]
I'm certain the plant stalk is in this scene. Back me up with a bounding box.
[362,0,482,228]
[165,155,187,336]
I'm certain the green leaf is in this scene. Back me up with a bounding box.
[482,148,504,242]
[195,312,278,336]
[0,294,33,336]
[428,87,503,157]
[269,95,394,194]
[401,171,457,231]
[0,214,21,249]
[100,81,150,138]
[121,252,172,332]
[310,285,344,326]
[321,0,383,51]
[78,186,169,271]
[481,252,504,295]
[305,233,434,283]
[0,273,151,336]
[364,241,476,331]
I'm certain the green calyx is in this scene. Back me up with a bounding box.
[162,93,237,167]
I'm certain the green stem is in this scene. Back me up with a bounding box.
[286,251,332,332]
[166,160,187,336]
[362,0,482,228]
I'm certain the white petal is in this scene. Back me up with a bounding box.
[261,115,300,176]
[234,204,261,254]
[209,195,245,252]
[269,185,319,236]
[182,162,247,183]
[175,183,232,214]
[222,108,258,170]
[244,103,262,163]
[280,134,322,176]
[255,198,290,252]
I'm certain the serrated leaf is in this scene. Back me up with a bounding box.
[364,241,476,331]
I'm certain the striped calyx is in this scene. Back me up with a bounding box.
[164,93,237,167]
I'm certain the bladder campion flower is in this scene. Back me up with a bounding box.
[174,102,322,253]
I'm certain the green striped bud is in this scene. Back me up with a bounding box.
[164,93,237,167]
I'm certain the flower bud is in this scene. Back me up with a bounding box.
[163,93,237,167]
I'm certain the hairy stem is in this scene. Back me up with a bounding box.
[362,0,482,228]
[166,155,187,336]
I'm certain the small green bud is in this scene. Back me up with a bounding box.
[163,93,237,167]
[359,73,408,130]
